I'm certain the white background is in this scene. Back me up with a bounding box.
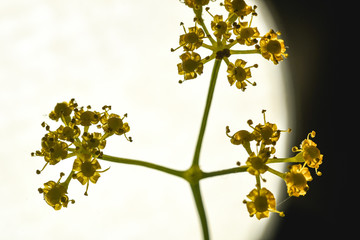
[0,0,293,239]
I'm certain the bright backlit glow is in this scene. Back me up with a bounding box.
[0,1,293,239]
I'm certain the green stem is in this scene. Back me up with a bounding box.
[98,154,184,178]
[229,49,261,55]
[267,152,304,164]
[193,8,216,46]
[202,43,215,51]
[190,183,210,240]
[267,166,286,179]
[192,59,222,166]
[202,166,248,179]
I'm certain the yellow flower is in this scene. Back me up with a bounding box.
[226,59,257,91]
[284,164,313,197]
[211,15,232,40]
[38,172,74,210]
[226,127,254,146]
[248,110,290,146]
[233,21,260,46]
[243,188,284,220]
[49,98,77,123]
[177,51,203,82]
[72,154,109,196]
[292,131,323,176]
[82,132,107,155]
[100,112,130,137]
[246,152,268,176]
[56,123,81,143]
[73,106,100,127]
[184,0,209,9]
[224,0,254,19]
[178,23,205,52]
[259,29,288,64]
[40,132,68,165]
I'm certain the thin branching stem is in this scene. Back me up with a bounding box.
[192,59,222,166]
[191,183,210,240]
[98,154,185,178]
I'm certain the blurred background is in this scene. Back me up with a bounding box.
[266,0,337,239]
[0,0,335,239]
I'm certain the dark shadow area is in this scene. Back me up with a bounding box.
[262,1,339,239]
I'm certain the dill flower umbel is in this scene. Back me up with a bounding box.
[33,99,131,209]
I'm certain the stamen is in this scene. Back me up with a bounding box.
[292,146,300,152]
[180,22,187,33]
[262,110,267,124]
[124,134,133,142]
[84,182,89,196]
[57,172,65,183]
[98,166,111,173]
[36,162,49,175]
[225,126,232,138]
[205,7,214,17]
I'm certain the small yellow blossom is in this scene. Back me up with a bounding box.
[233,21,260,46]
[38,172,74,210]
[226,59,257,91]
[243,188,284,220]
[224,0,253,19]
[56,123,81,143]
[248,110,290,146]
[49,98,77,123]
[285,164,313,197]
[40,132,68,165]
[211,15,232,40]
[74,106,100,127]
[226,127,254,146]
[246,152,268,176]
[184,0,209,9]
[72,154,109,196]
[259,29,288,64]
[292,131,323,176]
[100,112,130,139]
[176,23,205,52]
[82,132,107,155]
[177,51,203,82]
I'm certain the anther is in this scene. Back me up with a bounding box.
[36,162,49,175]
[292,146,299,152]
[310,131,316,138]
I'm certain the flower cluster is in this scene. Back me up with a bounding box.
[32,99,131,210]
[173,0,288,88]
[227,110,323,219]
